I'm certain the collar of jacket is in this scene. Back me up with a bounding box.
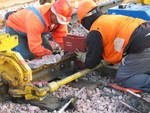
[40,3,52,15]
[81,11,103,30]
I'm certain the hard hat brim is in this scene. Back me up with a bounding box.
[51,6,70,24]
[78,6,99,24]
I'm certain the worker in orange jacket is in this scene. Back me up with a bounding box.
[4,0,73,60]
[75,0,150,92]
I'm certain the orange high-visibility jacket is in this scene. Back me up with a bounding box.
[90,15,146,64]
[6,3,68,57]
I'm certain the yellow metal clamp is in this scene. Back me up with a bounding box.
[0,51,32,87]
[0,33,32,98]
[0,34,18,51]
[22,61,108,100]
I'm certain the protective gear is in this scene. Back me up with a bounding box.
[51,0,73,24]
[6,3,68,58]
[90,15,146,64]
[75,49,86,63]
[77,0,98,23]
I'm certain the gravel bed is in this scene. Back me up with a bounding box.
[0,71,149,113]
[51,71,150,113]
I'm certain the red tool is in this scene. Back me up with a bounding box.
[33,81,48,88]
[108,84,143,93]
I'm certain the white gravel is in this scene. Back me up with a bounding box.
[1,71,149,113]
[51,71,150,113]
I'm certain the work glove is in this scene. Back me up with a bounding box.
[75,49,86,63]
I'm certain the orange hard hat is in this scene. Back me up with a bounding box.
[77,0,98,23]
[51,0,73,24]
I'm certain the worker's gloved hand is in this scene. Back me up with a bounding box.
[75,49,86,63]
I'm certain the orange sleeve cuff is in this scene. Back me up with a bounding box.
[45,49,53,55]
[59,42,64,49]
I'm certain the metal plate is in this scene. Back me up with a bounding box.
[12,95,62,112]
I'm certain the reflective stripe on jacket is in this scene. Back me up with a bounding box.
[6,3,68,57]
[90,15,146,64]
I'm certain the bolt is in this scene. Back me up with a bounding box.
[70,61,75,71]
[24,78,27,81]
[60,64,64,68]
[51,68,55,72]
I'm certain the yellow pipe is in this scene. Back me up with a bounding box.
[48,61,109,92]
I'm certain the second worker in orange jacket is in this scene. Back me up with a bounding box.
[75,0,150,92]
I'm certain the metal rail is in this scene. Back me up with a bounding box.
[72,0,123,15]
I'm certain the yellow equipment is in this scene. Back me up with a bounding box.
[137,0,150,4]
[0,33,32,98]
[0,33,108,101]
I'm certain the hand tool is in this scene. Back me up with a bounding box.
[108,84,150,113]
[108,84,143,93]
[57,87,85,113]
